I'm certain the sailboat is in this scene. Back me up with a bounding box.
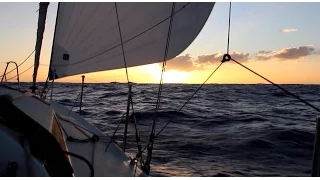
[0,2,215,177]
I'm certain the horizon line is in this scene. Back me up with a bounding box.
[4,82,320,85]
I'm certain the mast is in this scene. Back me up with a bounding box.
[31,2,50,93]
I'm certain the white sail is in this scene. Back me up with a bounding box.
[49,2,215,79]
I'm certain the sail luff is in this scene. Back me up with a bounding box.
[32,2,50,92]
[48,3,61,72]
[41,3,61,96]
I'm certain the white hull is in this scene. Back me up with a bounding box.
[0,84,145,177]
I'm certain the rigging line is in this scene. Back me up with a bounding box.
[227,2,232,54]
[52,3,191,68]
[68,91,82,116]
[115,2,130,83]
[62,4,85,48]
[153,2,176,122]
[155,62,224,138]
[231,58,320,113]
[0,50,35,78]
[140,62,224,154]
[57,114,98,137]
[43,79,51,99]
[115,2,136,156]
[85,77,103,83]
[55,114,70,139]
[6,64,34,81]
[41,76,51,99]
[68,3,100,50]
[130,96,144,166]
[144,2,176,173]
[105,113,126,151]
[177,156,206,177]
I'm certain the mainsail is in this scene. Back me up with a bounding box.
[49,2,214,79]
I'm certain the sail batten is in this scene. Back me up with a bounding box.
[49,2,215,80]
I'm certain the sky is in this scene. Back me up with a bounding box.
[1,2,320,84]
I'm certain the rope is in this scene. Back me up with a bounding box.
[140,62,224,155]
[114,2,130,83]
[114,2,133,154]
[113,4,143,166]
[68,91,82,116]
[0,63,46,81]
[143,2,176,175]
[62,151,94,177]
[231,58,320,113]
[130,96,144,167]
[177,156,206,177]
[6,64,34,81]
[57,114,98,137]
[85,77,103,83]
[156,62,224,138]
[105,113,126,151]
[227,2,232,54]
[0,50,35,78]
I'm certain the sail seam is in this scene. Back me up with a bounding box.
[51,3,192,67]
[67,3,100,50]
[59,3,76,43]
[68,6,116,53]
[62,4,85,48]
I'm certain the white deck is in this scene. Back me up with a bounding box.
[0,85,145,177]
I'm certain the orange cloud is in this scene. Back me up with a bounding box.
[255,45,316,61]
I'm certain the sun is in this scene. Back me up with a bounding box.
[159,70,190,83]
[132,64,190,83]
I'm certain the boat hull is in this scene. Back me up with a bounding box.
[0,84,145,177]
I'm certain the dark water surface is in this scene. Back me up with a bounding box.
[10,83,320,176]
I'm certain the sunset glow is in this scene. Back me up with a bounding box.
[1,2,320,84]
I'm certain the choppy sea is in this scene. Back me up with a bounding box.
[7,82,320,176]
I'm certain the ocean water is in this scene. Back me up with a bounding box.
[10,82,320,176]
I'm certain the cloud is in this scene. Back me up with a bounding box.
[256,50,275,60]
[274,46,315,60]
[163,45,319,72]
[164,51,250,71]
[196,51,250,64]
[255,45,316,61]
[165,54,196,71]
[281,28,297,33]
